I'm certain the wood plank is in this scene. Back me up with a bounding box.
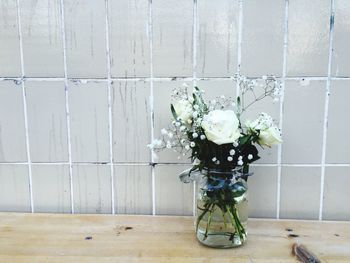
[0,213,349,262]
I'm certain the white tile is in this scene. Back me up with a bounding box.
[155,165,193,215]
[69,81,110,162]
[323,166,350,220]
[332,0,350,77]
[0,81,27,162]
[197,0,239,77]
[0,0,21,77]
[287,0,331,76]
[20,0,64,77]
[26,81,68,162]
[108,0,150,77]
[64,0,107,78]
[326,80,350,163]
[112,81,151,163]
[280,167,321,220]
[282,80,326,164]
[153,0,193,77]
[248,166,278,218]
[0,164,30,212]
[32,165,71,213]
[241,0,284,77]
[114,165,152,215]
[73,165,112,214]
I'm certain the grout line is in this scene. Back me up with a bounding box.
[2,162,350,167]
[235,0,243,99]
[192,0,198,217]
[15,0,34,213]
[277,0,289,220]
[59,0,74,214]
[104,0,115,215]
[319,0,335,221]
[148,0,156,216]
[0,76,349,82]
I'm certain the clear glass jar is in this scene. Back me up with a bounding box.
[194,169,248,248]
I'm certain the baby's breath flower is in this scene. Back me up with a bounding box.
[248,154,253,160]
[227,156,233,162]
[190,142,196,148]
[237,160,243,166]
[192,132,198,139]
[238,156,243,160]
[212,157,217,162]
[229,149,236,155]
[185,145,190,150]
[200,135,206,140]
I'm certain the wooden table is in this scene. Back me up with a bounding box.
[0,213,349,262]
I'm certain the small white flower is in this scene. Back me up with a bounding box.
[166,141,172,149]
[192,132,198,138]
[180,126,186,131]
[200,134,206,140]
[175,122,181,127]
[216,160,220,165]
[192,158,200,165]
[238,156,243,160]
[237,160,244,166]
[227,156,233,162]
[185,145,190,150]
[180,139,186,145]
[248,154,253,160]
[212,157,217,162]
[168,132,174,138]
[192,111,198,118]
[161,128,168,135]
[190,142,196,147]
[229,149,235,155]
[187,119,193,125]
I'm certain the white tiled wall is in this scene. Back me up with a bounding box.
[0,0,349,221]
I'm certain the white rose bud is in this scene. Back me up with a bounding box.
[173,99,193,123]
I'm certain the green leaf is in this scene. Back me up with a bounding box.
[236,96,241,113]
[239,135,251,145]
[170,104,178,120]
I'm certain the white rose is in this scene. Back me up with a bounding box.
[246,113,282,146]
[173,99,193,123]
[201,110,241,145]
[259,126,282,146]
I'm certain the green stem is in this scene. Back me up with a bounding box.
[233,206,246,236]
[204,204,215,240]
[195,203,210,232]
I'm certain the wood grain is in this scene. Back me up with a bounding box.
[0,213,349,262]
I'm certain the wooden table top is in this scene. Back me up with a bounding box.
[0,213,349,262]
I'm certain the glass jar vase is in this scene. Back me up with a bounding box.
[193,168,249,248]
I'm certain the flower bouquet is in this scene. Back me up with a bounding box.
[148,75,282,248]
